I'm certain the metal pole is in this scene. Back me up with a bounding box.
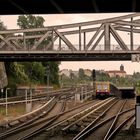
[83,32,86,51]
[23,33,26,50]
[47,74,49,87]
[47,66,50,88]
[30,88,32,109]
[130,17,133,51]
[6,88,8,116]
[52,29,54,50]
[25,89,27,112]
[81,87,84,102]
[79,26,81,51]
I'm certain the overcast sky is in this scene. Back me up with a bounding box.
[0,13,140,74]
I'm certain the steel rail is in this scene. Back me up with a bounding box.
[18,100,67,140]
[103,99,127,140]
[17,99,112,140]
[106,114,135,140]
[0,97,57,139]
[73,99,119,140]
[61,98,116,132]
[74,107,134,140]
[0,96,94,139]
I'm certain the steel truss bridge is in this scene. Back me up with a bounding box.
[1,13,140,61]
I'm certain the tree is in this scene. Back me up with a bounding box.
[0,20,6,30]
[17,15,60,86]
[42,61,59,85]
[79,68,85,80]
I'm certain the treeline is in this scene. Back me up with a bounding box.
[61,68,140,88]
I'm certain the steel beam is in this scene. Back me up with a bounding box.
[54,29,77,51]
[115,20,140,27]
[31,32,50,50]
[86,24,104,50]
[4,25,140,41]
[110,25,129,51]
[59,37,61,51]
[130,18,133,51]
[83,32,86,51]
[104,23,110,51]
[0,35,16,50]
[0,50,135,61]
[11,40,23,50]
[45,36,58,50]
[0,13,140,35]
[91,31,104,51]
[52,30,54,50]
[79,26,81,51]
[23,33,26,50]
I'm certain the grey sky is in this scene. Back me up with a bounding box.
[0,13,140,74]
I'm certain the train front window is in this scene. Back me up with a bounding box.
[103,85,108,90]
[97,85,102,90]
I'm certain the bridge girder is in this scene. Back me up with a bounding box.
[0,13,140,61]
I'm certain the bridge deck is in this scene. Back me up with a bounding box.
[0,50,138,61]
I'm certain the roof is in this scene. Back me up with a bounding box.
[117,87,135,90]
[107,70,126,73]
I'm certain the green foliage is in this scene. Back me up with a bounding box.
[30,62,45,83]
[10,62,28,83]
[17,15,51,48]
[42,61,59,86]
[79,68,85,80]
[1,15,60,97]
[17,15,45,29]
[96,71,110,81]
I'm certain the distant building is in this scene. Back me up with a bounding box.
[120,64,124,71]
[107,70,126,78]
[59,69,70,77]
[59,69,79,78]
[71,71,79,77]
[106,65,126,78]
[84,69,92,77]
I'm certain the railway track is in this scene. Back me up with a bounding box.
[0,97,64,140]
[0,98,100,140]
[74,99,135,140]
[0,96,57,131]
[0,88,73,103]
[19,98,134,140]
[0,87,92,129]
[0,97,135,140]
[0,87,89,106]
[17,98,115,140]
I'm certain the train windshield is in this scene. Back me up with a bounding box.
[103,85,108,90]
[97,85,102,90]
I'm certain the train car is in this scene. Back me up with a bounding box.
[95,81,111,99]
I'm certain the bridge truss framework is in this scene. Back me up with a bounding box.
[0,13,140,61]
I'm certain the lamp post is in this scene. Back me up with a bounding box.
[5,88,10,116]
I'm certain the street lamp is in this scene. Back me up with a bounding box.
[5,88,10,116]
